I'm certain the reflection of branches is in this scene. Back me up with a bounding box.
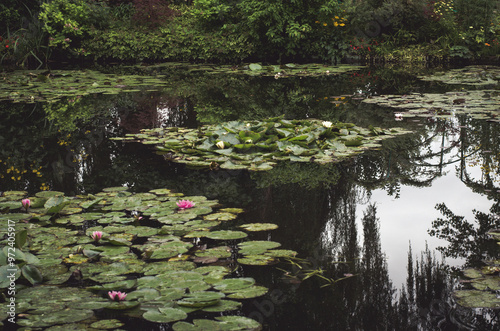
[457,122,500,196]
[428,203,500,264]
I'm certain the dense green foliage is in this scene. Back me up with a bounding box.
[0,0,499,66]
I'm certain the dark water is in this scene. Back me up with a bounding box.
[1,65,499,330]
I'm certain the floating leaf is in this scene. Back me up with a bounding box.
[203,212,237,221]
[177,291,225,308]
[249,63,263,71]
[213,278,255,292]
[202,299,241,312]
[227,285,269,299]
[205,230,248,240]
[265,249,298,258]
[90,319,125,329]
[195,246,232,259]
[143,308,188,323]
[238,241,281,255]
[238,255,276,265]
[21,264,43,285]
[454,290,500,308]
[240,223,278,232]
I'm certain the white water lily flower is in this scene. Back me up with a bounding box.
[322,121,333,128]
[216,141,225,149]
[394,113,404,121]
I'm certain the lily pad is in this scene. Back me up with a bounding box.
[240,223,278,232]
[238,255,276,266]
[143,308,188,323]
[454,290,500,308]
[90,319,125,329]
[238,241,281,255]
[213,277,255,292]
[227,285,269,299]
[202,299,242,312]
[177,291,225,308]
[205,230,248,240]
[115,118,410,171]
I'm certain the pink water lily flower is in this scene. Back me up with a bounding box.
[91,231,103,242]
[21,198,30,210]
[177,199,195,210]
[108,291,127,301]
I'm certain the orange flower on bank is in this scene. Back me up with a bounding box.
[485,43,491,46]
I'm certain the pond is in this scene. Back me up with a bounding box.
[0,63,499,330]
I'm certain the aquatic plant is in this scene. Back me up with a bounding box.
[21,198,30,211]
[363,90,500,122]
[453,229,500,309]
[108,290,127,301]
[91,231,103,242]
[115,117,410,171]
[0,187,292,329]
[177,199,195,210]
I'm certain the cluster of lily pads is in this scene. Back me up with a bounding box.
[0,63,364,104]
[148,62,364,78]
[0,187,296,329]
[0,69,172,103]
[453,229,500,309]
[362,90,500,122]
[114,118,411,171]
[362,65,500,122]
[418,66,500,86]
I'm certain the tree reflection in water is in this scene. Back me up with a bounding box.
[1,66,499,330]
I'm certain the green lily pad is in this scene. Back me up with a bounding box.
[213,278,255,292]
[215,315,261,329]
[116,118,409,171]
[90,319,125,329]
[470,277,500,291]
[143,307,188,323]
[177,291,225,308]
[173,319,223,331]
[265,249,298,258]
[454,290,500,308]
[238,240,281,255]
[219,208,245,214]
[202,299,242,312]
[227,285,269,299]
[238,255,276,265]
[463,268,484,279]
[205,230,248,240]
[240,223,278,232]
[203,212,237,221]
[195,246,232,259]
[21,264,43,285]
[105,300,140,310]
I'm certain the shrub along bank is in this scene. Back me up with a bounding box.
[1,0,499,67]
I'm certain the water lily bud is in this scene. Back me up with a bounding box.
[216,141,225,149]
[322,121,333,128]
[108,291,127,301]
[245,139,253,144]
[21,198,30,211]
[91,231,103,242]
[177,199,195,210]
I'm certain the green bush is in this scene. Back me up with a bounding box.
[84,12,253,62]
[38,0,110,54]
